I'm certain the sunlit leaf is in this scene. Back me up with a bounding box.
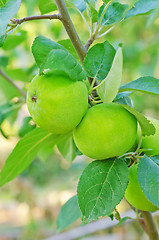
[57,195,81,232]
[83,41,116,81]
[97,47,123,103]
[120,76,159,95]
[77,159,128,223]
[0,128,68,186]
[0,0,21,37]
[138,155,159,207]
[121,104,156,137]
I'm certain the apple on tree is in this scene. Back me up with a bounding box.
[73,103,137,160]
[125,164,159,212]
[140,117,159,156]
[27,71,88,134]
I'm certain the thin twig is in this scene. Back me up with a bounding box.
[11,14,61,25]
[55,0,87,62]
[93,0,113,38]
[75,9,91,34]
[97,25,115,39]
[0,69,26,98]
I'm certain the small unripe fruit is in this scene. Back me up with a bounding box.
[73,103,137,160]
[125,164,159,211]
[27,72,88,134]
[141,117,159,156]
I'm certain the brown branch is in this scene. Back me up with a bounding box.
[11,14,61,25]
[125,198,159,240]
[84,37,95,51]
[141,211,159,240]
[0,69,26,98]
[55,0,87,62]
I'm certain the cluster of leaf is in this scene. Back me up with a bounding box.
[0,0,158,47]
[57,155,159,231]
[0,0,159,233]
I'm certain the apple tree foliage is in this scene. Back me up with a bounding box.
[0,0,159,233]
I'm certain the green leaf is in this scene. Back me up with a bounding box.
[3,68,29,82]
[121,104,156,137]
[85,0,97,7]
[58,39,79,62]
[114,96,134,108]
[2,30,27,50]
[32,36,86,81]
[77,159,129,223]
[137,155,159,207]
[114,91,132,100]
[0,67,28,102]
[117,216,132,226]
[18,116,36,137]
[0,0,8,7]
[0,101,21,125]
[0,73,21,101]
[87,4,98,23]
[147,2,159,27]
[125,0,158,19]
[39,0,57,14]
[0,34,6,47]
[114,92,133,108]
[57,135,77,163]
[102,0,111,4]
[0,128,67,187]
[83,41,116,81]
[120,76,159,95]
[32,36,65,68]
[40,49,87,81]
[151,155,159,165]
[66,0,86,12]
[127,0,138,8]
[97,47,123,103]
[57,195,81,232]
[0,0,21,36]
[99,2,129,26]
[85,0,98,23]
[0,56,9,67]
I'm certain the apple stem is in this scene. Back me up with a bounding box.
[140,211,159,240]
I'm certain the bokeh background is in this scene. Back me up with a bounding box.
[0,0,159,239]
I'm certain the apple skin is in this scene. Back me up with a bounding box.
[73,103,137,160]
[141,117,159,156]
[125,164,159,211]
[27,72,88,134]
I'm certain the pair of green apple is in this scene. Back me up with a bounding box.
[27,72,159,212]
[27,71,138,159]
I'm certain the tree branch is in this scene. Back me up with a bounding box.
[11,14,61,25]
[141,211,159,240]
[84,37,94,51]
[0,69,26,98]
[55,0,87,62]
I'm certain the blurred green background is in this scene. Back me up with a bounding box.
[0,0,159,239]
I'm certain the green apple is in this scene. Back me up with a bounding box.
[141,117,159,156]
[73,103,137,160]
[125,164,159,211]
[27,71,88,134]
